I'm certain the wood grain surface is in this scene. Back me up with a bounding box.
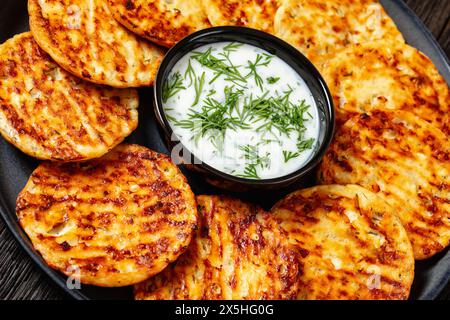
[0,0,449,300]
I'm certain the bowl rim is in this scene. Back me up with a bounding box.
[153,26,335,187]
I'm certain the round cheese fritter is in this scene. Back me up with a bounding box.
[274,0,404,64]
[107,0,211,47]
[16,144,198,287]
[271,185,414,300]
[29,0,164,88]
[202,0,282,34]
[0,33,138,161]
[318,111,450,260]
[134,195,302,300]
[320,42,449,130]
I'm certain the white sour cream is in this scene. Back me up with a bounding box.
[162,42,320,179]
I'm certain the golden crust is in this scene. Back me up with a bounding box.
[107,0,211,47]
[0,33,138,161]
[271,184,414,300]
[134,195,302,300]
[320,42,450,131]
[318,111,450,260]
[17,144,198,287]
[28,0,164,88]
[274,0,404,64]
[202,0,282,33]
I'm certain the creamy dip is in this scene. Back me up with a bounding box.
[162,42,319,179]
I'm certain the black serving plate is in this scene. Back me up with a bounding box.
[0,0,448,300]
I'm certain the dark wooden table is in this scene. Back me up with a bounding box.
[1,0,449,300]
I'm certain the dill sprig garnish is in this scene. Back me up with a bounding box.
[162,72,186,103]
[184,60,195,86]
[246,53,273,91]
[238,88,316,155]
[190,46,247,86]
[184,61,207,107]
[297,138,315,152]
[267,76,280,84]
[224,85,244,114]
[283,150,300,163]
[222,42,243,52]
[191,72,206,107]
[239,88,296,136]
[237,144,271,179]
[172,86,247,151]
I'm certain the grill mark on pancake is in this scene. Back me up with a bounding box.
[274,0,404,64]
[319,42,449,130]
[135,195,302,300]
[203,0,280,33]
[0,33,139,161]
[29,0,164,87]
[87,0,98,63]
[0,99,44,144]
[107,0,211,47]
[271,185,414,300]
[60,89,105,146]
[319,111,450,259]
[17,144,198,287]
[43,91,92,151]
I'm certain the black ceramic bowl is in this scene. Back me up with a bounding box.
[154,26,334,190]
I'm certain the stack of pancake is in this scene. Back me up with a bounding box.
[0,0,448,300]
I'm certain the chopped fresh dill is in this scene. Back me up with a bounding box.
[283,150,300,163]
[191,72,206,106]
[267,76,280,84]
[190,47,247,86]
[165,114,177,122]
[207,88,216,97]
[237,88,315,155]
[237,144,271,179]
[241,88,295,135]
[261,138,282,146]
[184,61,206,106]
[239,165,259,179]
[224,85,244,114]
[223,42,243,52]
[184,60,195,86]
[172,86,248,152]
[162,72,185,103]
[246,54,273,91]
[297,138,315,152]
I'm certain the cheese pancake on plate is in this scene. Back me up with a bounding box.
[318,111,450,260]
[320,42,449,130]
[202,0,282,33]
[107,0,211,47]
[271,185,414,300]
[135,195,302,299]
[29,0,164,87]
[274,0,404,64]
[17,144,198,287]
[0,33,138,161]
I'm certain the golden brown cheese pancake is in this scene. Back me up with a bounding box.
[107,0,211,47]
[202,0,281,33]
[274,0,404,64]
[29,0,164,87]
[0,33,138,161]
[318,111,450,260]
[134,195,302,299]
[320,42,450,130]
[17,144,198,287]
[271,185,414,300]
